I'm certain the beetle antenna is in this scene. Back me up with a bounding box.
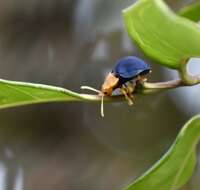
[81,86,105,117]
[81,86,101,93]
[101,95,104,117]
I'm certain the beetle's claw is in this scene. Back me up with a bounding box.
[125,94,134,106]
[127,97,134,106]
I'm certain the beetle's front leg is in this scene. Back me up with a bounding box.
[126,81,136,97]
[121,85,134,106]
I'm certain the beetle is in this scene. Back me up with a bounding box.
[100,56,151,104]
[81,56,151,117]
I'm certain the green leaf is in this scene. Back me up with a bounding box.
[123,115,200,190]
[179,2,200,22]
[0,79,101,109]
[122,0,200,69]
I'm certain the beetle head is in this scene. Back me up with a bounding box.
[101,72,119,96]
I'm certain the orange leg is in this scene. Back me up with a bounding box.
[126,82,136,97]
[121,84,134,106]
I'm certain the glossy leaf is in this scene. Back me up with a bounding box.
[0,79,101,109]
[122,0,200,69]
[123,115,200,190]
[179,2,200,22]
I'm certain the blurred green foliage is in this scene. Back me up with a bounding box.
[179,2,200,22]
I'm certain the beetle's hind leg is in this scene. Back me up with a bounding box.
[137,75,148,84]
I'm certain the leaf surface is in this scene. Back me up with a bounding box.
[123,0,200,69]
[0,79,99,109]
[124,115,200,190]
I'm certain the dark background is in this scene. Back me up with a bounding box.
[0,0,199,189]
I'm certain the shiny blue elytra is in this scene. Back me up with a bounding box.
[112,56,151,84]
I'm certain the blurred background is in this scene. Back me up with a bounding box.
[0,0,199,189]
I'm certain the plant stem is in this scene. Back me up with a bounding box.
[179,58,200,85]
[80,79,190,102]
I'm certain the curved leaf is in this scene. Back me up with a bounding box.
[122,0,200,69]
[123,115,200,190]
[0,79,102,109]
[179,2,200,22]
